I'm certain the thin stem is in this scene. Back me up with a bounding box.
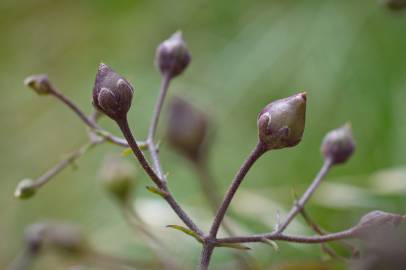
[116,117,204,236]
[198,244,215,270]
[147,73,171,180]
[148,73,171,142]
[276,158,333,234]
[48,87,145,148]
[216,228,357,245]
[117,118,163,188]
[209,142,266,238]
[31,141,101,189]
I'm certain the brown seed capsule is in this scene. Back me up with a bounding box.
[167,97,209,161]
[321,124,355,164]
[156,31,191,78]
[92,63,134,121]
[257,92,306,150]
[24,74,53,95]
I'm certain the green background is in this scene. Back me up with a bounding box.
[1,0,406,269]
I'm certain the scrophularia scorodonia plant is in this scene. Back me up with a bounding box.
[11,30,405,270]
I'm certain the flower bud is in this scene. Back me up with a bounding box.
[45,223,87,255]
[24,74,53,95]
[92,63,134,121]
[99,156,137,203]
[156,31,191,78]
[167,97,209,161]
[321,124,355,164]
[354,211,403,238]
[14,179,36,199]
[257,92,306,150]
[24,222,87,255]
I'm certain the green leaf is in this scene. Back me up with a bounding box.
[121,147,133,157]
[216,243,251,250]
[146,186,167,197]
[166,225,202,243]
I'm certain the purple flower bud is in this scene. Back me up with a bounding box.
[321,124,355,164]
[92,63,134,121]
[167,97,209,161]
[354,211,403,238]
[24,74,53,95]
[99,156,137,203]
[156,31,191,78]
[257,92,306,150]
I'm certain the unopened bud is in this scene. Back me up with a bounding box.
[99,156,137,203]
[355,211,403,238]
[15,179,36,199]
[321,124,355,164]
[382,0,406,10]
[45,223,87,255]
[24,222,87,255]
[24,74,53,95]
[156,31,191,78]
[92,63,134,121]
[167,97,209,161]
[257,92,306,150]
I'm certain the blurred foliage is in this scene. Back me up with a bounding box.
[1,0,406,269]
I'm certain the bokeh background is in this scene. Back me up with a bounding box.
[1,0,406,269]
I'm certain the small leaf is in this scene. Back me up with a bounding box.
[216,243,251,250]
[146,186,167,197]
[166,225,202,243]
[261,238,279,251]
[121,147,133,157]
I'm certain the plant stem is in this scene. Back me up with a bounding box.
[31,141,101,189]
[116,117,204,236]
[275,158,333,234]
[209,142,266,238]
[147,73,171,180]
[48,87,144,147]
[198,243,215,270]
[216,228,357,244]
[198,142,265,270]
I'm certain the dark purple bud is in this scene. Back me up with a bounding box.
[24,74,53,95]
[382,0,406,10]
[321,124,355,164]
[24,223,48,254]
[92,63,134,121]
[167,97,209,162]
[257,92,306,150]
[156,31,191,78]
[354,211,404,238]
[99,155,137,203]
